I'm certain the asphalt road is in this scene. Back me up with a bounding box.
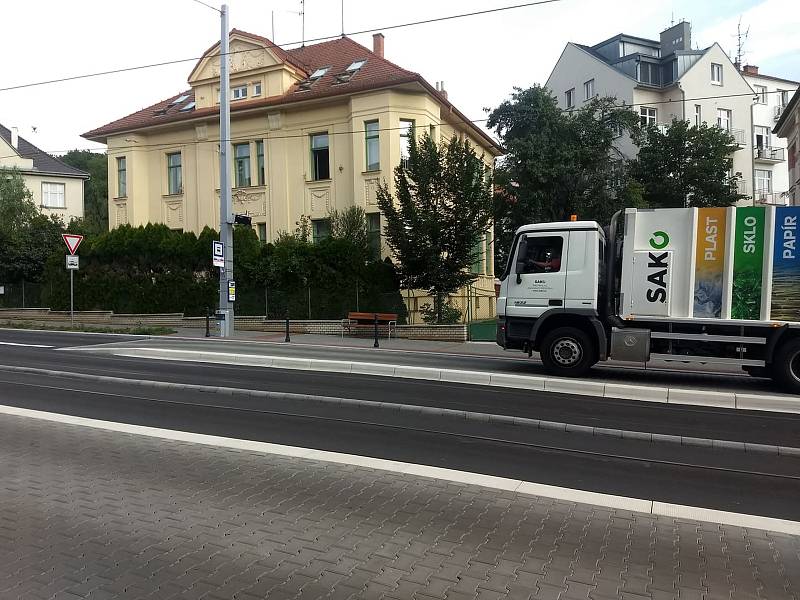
[1,328,799,519]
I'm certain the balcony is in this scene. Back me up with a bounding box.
[754,146,786,163]
[736,179,748,196]
[754,191,790,206]
[729,128,746,147]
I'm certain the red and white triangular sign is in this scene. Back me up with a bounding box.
[62,234,84,255]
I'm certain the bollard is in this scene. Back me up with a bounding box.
[205,307,210,338]
[373,313,379,348]
[285,312,291,343]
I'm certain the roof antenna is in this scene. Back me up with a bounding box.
[271,10,275,41]
[300,0,305,47]
[341,0,345,37]
[734,16,749,69]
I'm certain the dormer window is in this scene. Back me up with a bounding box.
[253,82,262,97]
[232,85,248,100]
[296,67,331,92]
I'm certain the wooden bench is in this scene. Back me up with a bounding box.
[342,312,399,338]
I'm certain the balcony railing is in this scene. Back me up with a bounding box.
[736,179,748,196]
[728,128,746,147]
[754,191,789,206]
[774,104,787,122]
[754,146,786,162]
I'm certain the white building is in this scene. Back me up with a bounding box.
[741,65,798,204]
[0,123,88,222]
[546,22,758,203]
[773,88,800,205]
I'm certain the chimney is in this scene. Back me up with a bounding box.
[372,33,384,58]
[439,80,448,100]
[743,64,759,75]
[11,127,18,149]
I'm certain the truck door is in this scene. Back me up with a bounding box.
[506,232,569,319]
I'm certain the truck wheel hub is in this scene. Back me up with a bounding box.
[553,339,582,366]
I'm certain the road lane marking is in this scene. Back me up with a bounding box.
[0,341,54,348]
[0,402,797,535]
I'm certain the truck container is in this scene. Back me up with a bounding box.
[496,206,800,392]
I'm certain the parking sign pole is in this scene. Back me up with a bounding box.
[70,269,74,328]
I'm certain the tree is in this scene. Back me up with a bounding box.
[487,87,641,269]
[377,132,493,322]
[630,120,746,208]
[0,167,37,238]
[60,150,108,234]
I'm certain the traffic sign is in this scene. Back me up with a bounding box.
[62,234,84,255]
[227,280,236,302]
[66,255,79,270]
[213,241,224,268]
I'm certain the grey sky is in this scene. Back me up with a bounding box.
[1,0,797,155]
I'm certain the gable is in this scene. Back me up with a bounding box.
[189,38,286,84]
[0,136,33,170]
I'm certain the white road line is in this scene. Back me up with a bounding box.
[0,403,797,535]
[0,341,54,348]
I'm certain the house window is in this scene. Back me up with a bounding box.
[312,218,330,243]
[640,107,657,127]
[754,125,771,149]
[565,88,575,108]
[789,142,796,171]
[41,182,65,208]
[310,133,330,180]
[694,104,702,127]
[253,82,262,97]
[258,223,267,243]
[232,85,247,100]
[256,140,265,186]
[167,152,182,195]
[367,213,381,259]
[717,108,732,131]
[778,90,790,107]
[471,237,484,274]
[365,120,380,171]
[755,169,772,193]
[117,156,127,198]
[754,85,767,104]
[400,119,414,168]
[234,143,251,187]
[583,79,595,100]
[711,63,723,85]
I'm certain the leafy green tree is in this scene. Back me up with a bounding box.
[60,150,108,234]
[630,119,746,208]
[487,87,641,270]
[0,167,37,238]
[377,132,493,322]
[329,206,369,259]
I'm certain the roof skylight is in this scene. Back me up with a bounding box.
[170,94,190,105]
[310,67,329,79]
[179,101,196,112]
[346,60,366,72]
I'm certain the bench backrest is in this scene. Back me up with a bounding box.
[347,312,398,322]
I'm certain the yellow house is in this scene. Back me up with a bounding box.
[1,123,87,223]
[83,30,501,320]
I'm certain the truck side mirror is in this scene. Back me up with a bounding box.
[515,236,528,284]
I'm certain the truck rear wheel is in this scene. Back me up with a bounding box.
[540,327,597,377]
[772,337,800,394]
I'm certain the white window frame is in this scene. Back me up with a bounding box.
[754,85,768,105]
[399,119,415,167]
[711,63,723,85]
[252,81,262,97]
[41,182,66,209]
[717,108,732,131]
[565,88,575,109]
[694,104,702,127]
[232,85,248,100]
[755,169,772,193]
[754,125,771,149]
[640,107,657,127]
[583,79,595,100]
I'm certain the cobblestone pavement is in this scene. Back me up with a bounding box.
[0,414,797,600]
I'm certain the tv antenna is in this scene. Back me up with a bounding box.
[734,17,750,68]
[300,0,305,46]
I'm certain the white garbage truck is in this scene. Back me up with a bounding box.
[496,206,800,392]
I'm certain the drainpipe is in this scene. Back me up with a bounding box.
[750,99,756,206]
[679,83,686,121]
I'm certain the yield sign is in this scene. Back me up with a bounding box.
[62,234,84,255]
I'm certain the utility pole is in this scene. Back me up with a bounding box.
[218,3,234,337]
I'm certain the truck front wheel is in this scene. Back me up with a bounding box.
[540,327,597,377]
[772,337,800,394]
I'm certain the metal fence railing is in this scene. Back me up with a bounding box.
[0,282,46,309]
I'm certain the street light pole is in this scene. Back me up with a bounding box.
[218,3,234,336]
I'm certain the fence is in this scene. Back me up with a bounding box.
[0,282,46,309]
[402,284,497,325]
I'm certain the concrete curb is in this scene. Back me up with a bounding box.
[1,364,798,458]
[106,347,800,414]
[0,402,798,536]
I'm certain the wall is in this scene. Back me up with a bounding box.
[22,174,84,223]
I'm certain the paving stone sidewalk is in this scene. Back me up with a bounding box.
[0,414,797,600]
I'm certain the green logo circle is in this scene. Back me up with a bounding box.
[649,231,670,250]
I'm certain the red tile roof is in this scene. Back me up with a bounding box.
[82,33,500,153]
